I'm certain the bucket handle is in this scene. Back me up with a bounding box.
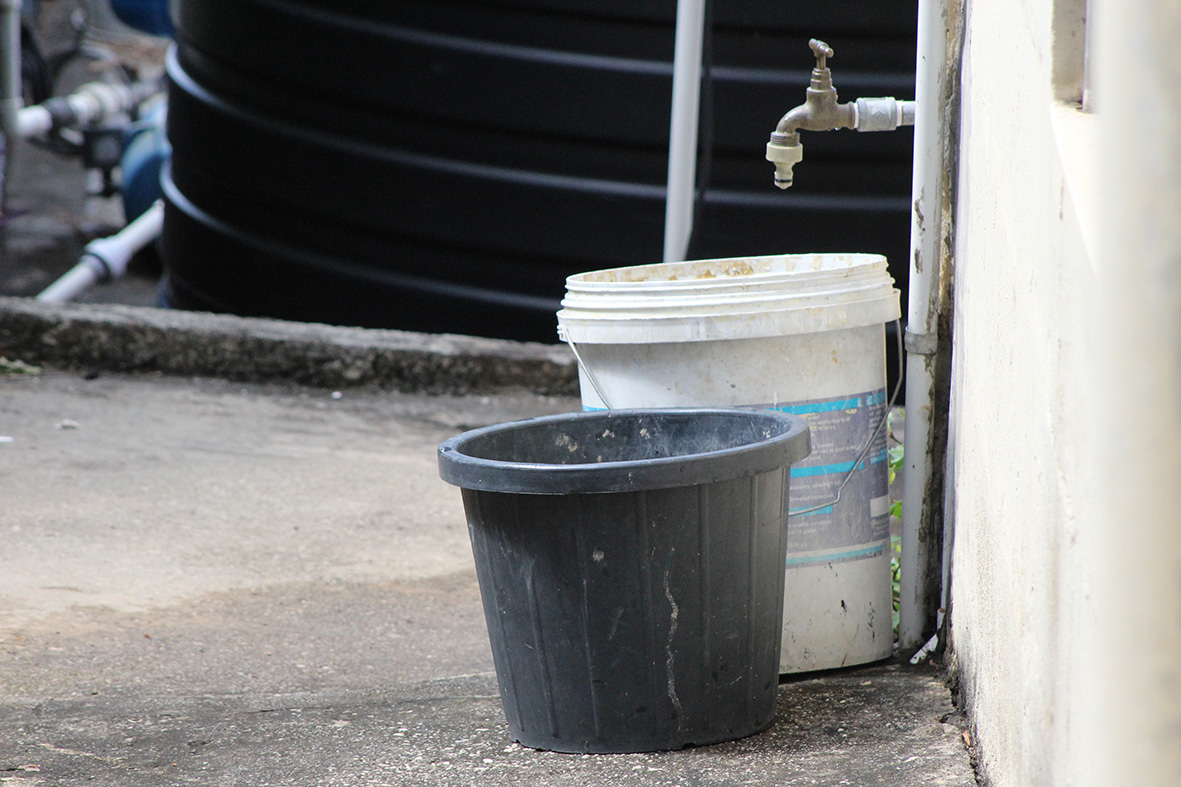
[787,318,904,517]
[562,336,615,410]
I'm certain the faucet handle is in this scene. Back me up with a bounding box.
[808,39,834,70]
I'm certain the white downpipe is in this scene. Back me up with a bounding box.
[0,0,21,142]
[0,0,21,208]
[662,0,707,263]
[37,200,164,303]
[899,0,950,652]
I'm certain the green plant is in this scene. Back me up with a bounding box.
[0,357,41,376]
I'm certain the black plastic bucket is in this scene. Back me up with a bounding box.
[438,408,810,753]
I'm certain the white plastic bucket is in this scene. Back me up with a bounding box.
[556,253,901,674]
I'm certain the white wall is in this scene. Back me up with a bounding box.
[1088,1,1181,784]
[945,0,1181,784]
[947,1,1098,783]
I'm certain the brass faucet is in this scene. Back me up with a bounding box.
[775,40,856,138]
[766,39,915,189]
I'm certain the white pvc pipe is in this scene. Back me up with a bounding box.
[662,0,707,263]
[9,80,163,142]
[37,200,164,303]
[36,258,107,303]
[0,0,20,209]
[0,0,21,143]
[16,104,52,137]
[899,0,950,652]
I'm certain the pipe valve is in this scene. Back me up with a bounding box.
[809,38,833,69]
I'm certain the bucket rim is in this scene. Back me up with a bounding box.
[438,408,811,494]
[557,253,900,342]
[564,252,890,289]
[556,290,901,344]
[559,281,897,313]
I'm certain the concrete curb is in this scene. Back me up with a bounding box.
[0,297,579,395]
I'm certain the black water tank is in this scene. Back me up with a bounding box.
[163,0,916,343]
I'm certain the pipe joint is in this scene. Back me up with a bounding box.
[855,97,918,132]
[41,97,76,131]
[904,327,939,355]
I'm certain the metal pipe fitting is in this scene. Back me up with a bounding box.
[855,96,918,132]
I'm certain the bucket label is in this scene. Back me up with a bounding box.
[767,388,890,567]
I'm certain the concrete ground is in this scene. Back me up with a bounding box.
[0,300,975,786]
